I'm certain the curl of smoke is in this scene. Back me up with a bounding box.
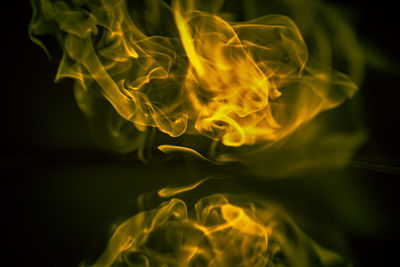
[84,194,347,267]
[29,0,365,177]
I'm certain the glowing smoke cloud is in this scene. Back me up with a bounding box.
[84,192,347,267]
[29,0,364,176]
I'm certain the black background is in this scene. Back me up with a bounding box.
[2,1,400,266]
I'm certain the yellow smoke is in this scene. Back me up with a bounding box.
[84,192,347,267]
[29,0,364,175]
[28,2,365,265]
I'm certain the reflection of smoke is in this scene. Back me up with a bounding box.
[29,0,364,175]
[85,193,347,267]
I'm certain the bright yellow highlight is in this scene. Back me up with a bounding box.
[158,145,212,162]
[29,0,357,152]
[86,193,347,267]
[158,176,212,197]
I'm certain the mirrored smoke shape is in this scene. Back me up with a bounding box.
[84,193,348,267]
[28,1,364,266]
[29,0,365,177]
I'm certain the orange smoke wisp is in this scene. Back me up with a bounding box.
[30,0,361,172]
[85,193,347,267]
